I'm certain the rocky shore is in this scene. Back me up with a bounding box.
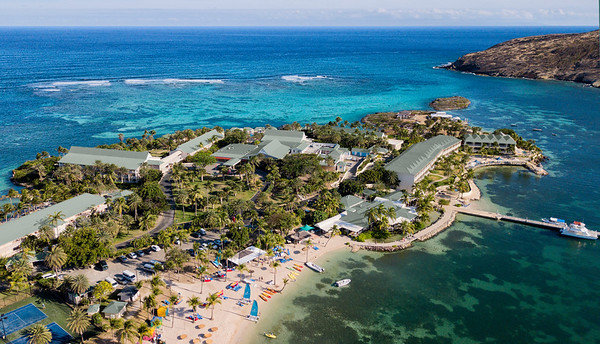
[443,30,600,88]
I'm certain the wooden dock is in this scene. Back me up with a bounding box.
[451,206,566,230]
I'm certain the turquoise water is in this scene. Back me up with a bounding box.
[0,26,596,193]
[2,27,600,343]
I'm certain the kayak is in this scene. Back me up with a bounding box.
[259,295,268,302]
[264,332,277,339]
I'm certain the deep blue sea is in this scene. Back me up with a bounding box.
[1,27,600,343]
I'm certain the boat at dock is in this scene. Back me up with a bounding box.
[542,217,566,225]
[334,279,351,287]
[305,262,325,273]
[532,128,543,132]
[560,222,598,240]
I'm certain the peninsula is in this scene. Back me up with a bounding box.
[444,30,600,88]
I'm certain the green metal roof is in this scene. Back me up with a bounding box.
[103,301,127,314]
[385,135,460,176]
[293,141,309,151]
[0,193,106,247]
[87,304,100,314]
[59,146,150,170]
[341,200,416,229]
[340,195,364,210]
[262,129,306,147]
[249,140,290,160]
[212,144,257,160]
[464,134,516,145]
[352,148,370,154]
[176,129,224,155]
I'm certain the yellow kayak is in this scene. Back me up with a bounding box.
[265,332,277,339]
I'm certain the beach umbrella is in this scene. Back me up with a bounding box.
[204,340,213,344]
[203,333,212,338]
[179,334,187,340]
[196,324,205,329]
[209,327,218,332]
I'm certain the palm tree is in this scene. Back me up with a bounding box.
[113,197,129,218]
[280,278,290,294]
[47,211,65,227]
[143,295,157,319]
[128,194,143,221]
[45,246,67,287]
[187,296,201,313]
[117,319,138,344]
[67,308,90,343]
[304,239,313,263]
[137,324,152,344]
[26,324,52,344]
[66,274,89,295]
[139,213,158,231]
[236,264,249,279]
[190,185,203,216]
[326,225,341,247]
[205,292,222,320]
[270,261,280,286]
[150,275,165,289]
[197,265,208,294]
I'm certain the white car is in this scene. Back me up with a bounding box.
[127,252,138,259]
[150,245,161,252]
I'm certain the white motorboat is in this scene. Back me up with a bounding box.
[560,222,597,240]
[305,262,325,273]
[334,279,351,287]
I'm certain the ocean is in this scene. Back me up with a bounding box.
[1,27,600,343]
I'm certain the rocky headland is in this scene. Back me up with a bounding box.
[429,96,470,111]
[444,30,600,88]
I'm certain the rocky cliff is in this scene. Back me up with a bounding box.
[445,30,600,88]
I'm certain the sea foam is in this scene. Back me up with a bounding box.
[51,80,111,87]
[281,75,328,83]
[124,78,224,85]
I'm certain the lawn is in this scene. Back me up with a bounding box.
[0,290,76,343]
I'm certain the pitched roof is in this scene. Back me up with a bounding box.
[176,129,224,155]
[118,286,139,298]
[262,129,305,145]
[103,301,127,314]
[464,134,516,145]
[249,140,290,160]
[340,195,364,210]
[59,146,150,170]
[385,135,460,176]
[0,193,106,247]
[293,141,309,151]
[211,144,257,160]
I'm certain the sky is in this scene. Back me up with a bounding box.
[0,0,598,26]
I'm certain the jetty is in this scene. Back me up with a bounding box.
[451,206,599,235]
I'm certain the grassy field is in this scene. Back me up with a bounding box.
[0,290,76,342]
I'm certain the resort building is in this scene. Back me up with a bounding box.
[118,286,140,303]
[463,133,516,154]
[59,146,153,182]
[211,144,259,166]
[227,246,267,266]
[387,139,404,150]
[396,110,415,120]
[0,193,107,257]
[316,194,417,235]
[173,129,224,159]
[103,301,128,319]
[385,135,461,191]
[262,128,307,146]
[430,112,461,122]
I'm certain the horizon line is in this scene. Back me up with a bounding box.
[0,25,597,28]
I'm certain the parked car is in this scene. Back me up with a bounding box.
[148,260,162,266]
[97,260,109,271]
[190,232,201,238]
[199,229,207,236]
[150,245,161,252]
[114,275,129,285]
[174,238,181,245]
[104,277,118,288]
[41,272,56,279]
[127,252,138,259]
[136,250,145,257]
[187,249,196,257]
[117,255,128,263]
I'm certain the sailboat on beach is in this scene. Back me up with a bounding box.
[248,300,259,322]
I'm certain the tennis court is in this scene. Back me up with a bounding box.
[1,303,47,336]
[8,322,72,344]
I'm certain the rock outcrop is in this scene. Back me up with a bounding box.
[445,30,600,88]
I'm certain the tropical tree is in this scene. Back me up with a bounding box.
[270,261,280,286]
[93,281,114,301]
[128,194,143,221]
[280,278,290,294]
[113,197,129,218]
[67,308,90,343]
[187,296,201,313]
[326,225,341,247]
[66,274,89,295]
[117,319,138,344]
[44,246,67,287]
[47,211,65,228]
[197,265,208,294]
[139,213,158,231]
[26,324,52,344]
[189,185,204,216]
[143,295,157,319]
[205,292,222,320]
[304,239,313,263]
[137,324,152,344]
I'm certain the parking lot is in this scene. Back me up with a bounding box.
[65,230,223,286]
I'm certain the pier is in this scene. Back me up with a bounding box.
[451,206,599,235]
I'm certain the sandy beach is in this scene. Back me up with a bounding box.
[156,234,351,344]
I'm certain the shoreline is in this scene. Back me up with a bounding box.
[159,235,352,344]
